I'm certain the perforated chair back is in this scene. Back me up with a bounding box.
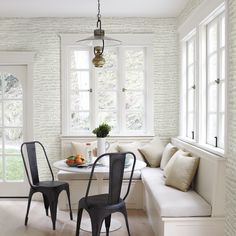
[85,152,136,204]
[21,141,54,186]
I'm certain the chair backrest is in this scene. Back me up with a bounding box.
[21,141,54,186]
[85,152,136,204]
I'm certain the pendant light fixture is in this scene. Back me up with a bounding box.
[77,0,121,68]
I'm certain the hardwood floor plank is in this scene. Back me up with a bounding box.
[0,200,154,236]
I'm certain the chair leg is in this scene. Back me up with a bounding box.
[49,198,58,230]
[25,188,34,226]
[89,212,104,236]
[105,215,111,236]
[75,207,83,236]
[42,194,49,216]
[121,207,131,236]
[65,187,73,220]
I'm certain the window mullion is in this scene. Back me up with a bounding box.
[90,48,96,131]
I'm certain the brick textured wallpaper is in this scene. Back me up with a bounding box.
[0,17,178,177]
[226,0,236,235]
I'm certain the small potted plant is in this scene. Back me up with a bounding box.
[93,123,111,157]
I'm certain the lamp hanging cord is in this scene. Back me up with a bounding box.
[96,0,102,30]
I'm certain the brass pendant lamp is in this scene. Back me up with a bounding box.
[77,0,121,68]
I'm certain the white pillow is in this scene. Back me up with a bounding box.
[163,150,190,178]
[165,155,200,192]
[160,143,178,170]
[138,137,164,167]
[117,142,144,161]
[71,141,97,158]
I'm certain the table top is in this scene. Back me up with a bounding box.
[53,158,147,174]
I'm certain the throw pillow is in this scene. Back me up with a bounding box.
[138,137,164,167]
[165,155,200,192]
[163,149,190,178]
[160,143,178,170]
[117,142,144,161]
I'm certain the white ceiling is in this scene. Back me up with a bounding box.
[0,0,189,17]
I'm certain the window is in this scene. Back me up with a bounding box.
[61,34,153,136]
[206,13,225,149]
[180,4,225,152]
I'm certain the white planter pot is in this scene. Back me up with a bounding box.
[97,138,110,166]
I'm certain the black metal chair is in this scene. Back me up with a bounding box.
[21,141,73,230]
[75,152,136,236]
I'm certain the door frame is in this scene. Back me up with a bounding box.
[0,52,34,197]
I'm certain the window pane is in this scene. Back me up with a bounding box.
[126,113,143,130]
[188,90,195,112]
[0,156,2,180]
[125,71,144,90]
[207,113,217,145]
[4,128,22,154]
[221,50,225,80]
[125,49,144,70]
[98,92,117,110]
[5,155,24,181]
[125,92,144,110]
[4,74,22,99]
[188,65,194,88]
[71,92,90,111]
[97,112,117,131]
[97,70,117,90]
[102,49,117,69]
[71,50,89,69]
[0,101,2,127]
[208,84,217,112]
[188,40,194,65]
[4,101,23,127]
[208,22,217,54]
[71,112,89,131]
[0,130,2,153]
[219,82,225,112]
[71,71,89,90]
[218,114,224,148]
[208,54,217,83]
[187,113,194,138]
[221,16,225,47]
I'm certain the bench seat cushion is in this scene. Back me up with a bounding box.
[141,167,212,217]
[57,170,141,181]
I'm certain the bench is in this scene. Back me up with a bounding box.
[57,137,225,236]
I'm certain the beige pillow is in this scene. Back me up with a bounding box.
[165,155,200,192]
[117,142,144,161]
[163,150,190,178]
[71,141,97,158]
[138,137,164,167]
[160,143,178,170]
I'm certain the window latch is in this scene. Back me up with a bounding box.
[192,85,196,90]
[214,136,218,148]
[88,88,93,93]
[192,131,195,140]
[215,78,220,84]
[122,88,127,92]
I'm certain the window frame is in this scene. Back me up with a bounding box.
[61,34,154,137]
[179,3,226,156]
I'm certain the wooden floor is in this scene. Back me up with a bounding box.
[0,200,154,236]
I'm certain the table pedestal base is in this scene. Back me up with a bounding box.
[80,219,121,232]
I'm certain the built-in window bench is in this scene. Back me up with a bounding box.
[57,137,225,236]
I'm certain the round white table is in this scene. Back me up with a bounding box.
[53,158,146,232]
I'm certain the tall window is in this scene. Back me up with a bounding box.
[185,36,196,140]
[180,5,225,152]
[206,13,225,149]
[62,34,153,136]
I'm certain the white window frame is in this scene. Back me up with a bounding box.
[179,2,226,156]
[60,34,154,137]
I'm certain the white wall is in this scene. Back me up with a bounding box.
[0,17,179,177]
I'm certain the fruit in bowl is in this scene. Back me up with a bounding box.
[65,155,85,166]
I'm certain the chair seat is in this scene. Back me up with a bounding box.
[34,180,68,188]
[79,194,123,208]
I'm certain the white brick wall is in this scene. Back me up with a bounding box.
[226,1,236,235]
[0,17,178,178]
